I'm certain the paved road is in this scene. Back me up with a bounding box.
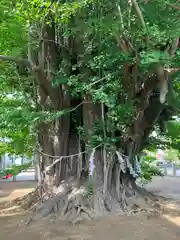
[159,165,180,176]
[16,170,35,181]
[145,176,180,200]
[0,170,35,182]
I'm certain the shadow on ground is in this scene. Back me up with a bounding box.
[0,211,180,240]
[0,181,36,200]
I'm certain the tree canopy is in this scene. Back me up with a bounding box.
[0,0,179,155]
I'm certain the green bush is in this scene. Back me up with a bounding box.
[4,162,32,176]
[140,155,164,183]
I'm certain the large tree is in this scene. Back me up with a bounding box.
[0,0,180,220]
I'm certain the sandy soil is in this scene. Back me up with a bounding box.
[0,177,180,240]
[0,181,36,201]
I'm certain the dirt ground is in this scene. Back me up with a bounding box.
[0,177,180,240]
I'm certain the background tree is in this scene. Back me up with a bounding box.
[165,120,180,160]
[0,0,180,220]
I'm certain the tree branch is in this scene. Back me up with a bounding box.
[0,55,29,65]
[117,4,124,30]
[131,0,146,28]
[166,68,180,74]
[169,38,179,56]
[167,3,180,11]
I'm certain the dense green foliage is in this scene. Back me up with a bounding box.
[140,155,164,182]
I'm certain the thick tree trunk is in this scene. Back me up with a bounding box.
[23,16,162,223]
[34,95,159,222]
[124,89,164,161]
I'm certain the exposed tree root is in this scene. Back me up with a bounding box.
[21,178,162,227]
[18,156,162,225]
[11,187,40,210]
[60,186,93,223]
